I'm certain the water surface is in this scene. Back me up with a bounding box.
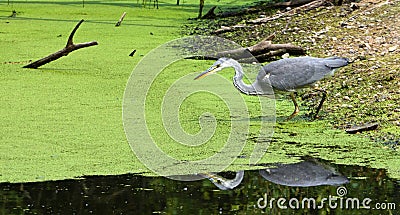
[1,162,398,214]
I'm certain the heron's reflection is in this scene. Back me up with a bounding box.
[199,171,244,190]
[259,160,349,187]
[201,159,349,190]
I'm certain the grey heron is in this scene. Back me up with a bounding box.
[194,56,349,120]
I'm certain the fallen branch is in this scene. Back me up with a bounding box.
[214,24,254,34]
[217,40,305,62]
[210,7,262,19]
[254,48,303,62]
[23,20,98,69]
[115,12,127,27]
[187,35,305,63]
[248,0,327,24]
[202,0,324,20]
[273,0,315,7]
[340,0,390,27]
[214,0,326,33]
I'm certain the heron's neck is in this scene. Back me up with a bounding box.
[208,171,244,190]
[231,63,259,96]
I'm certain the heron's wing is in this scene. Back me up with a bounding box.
[262,57,347,91]
[253,68,274,95]
[261,58,318,91]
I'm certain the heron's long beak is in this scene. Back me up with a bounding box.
[194,65,219,80]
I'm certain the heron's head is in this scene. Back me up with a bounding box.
[194,57,233,80]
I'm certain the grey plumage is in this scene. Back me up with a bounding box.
[260,57,349,92]
[195,56,349,120]
[259,160,349,187]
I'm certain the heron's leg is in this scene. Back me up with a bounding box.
[313,88,327,119]
[286,92,300,121]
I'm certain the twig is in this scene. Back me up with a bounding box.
[115,12,127,27]
[23,20,98,69]
[247,0,327,24]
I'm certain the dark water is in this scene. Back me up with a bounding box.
[1,161,399,215]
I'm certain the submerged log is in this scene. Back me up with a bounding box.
[23,20,98,69]
[115,12,127,27]
[129,49,136,57]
